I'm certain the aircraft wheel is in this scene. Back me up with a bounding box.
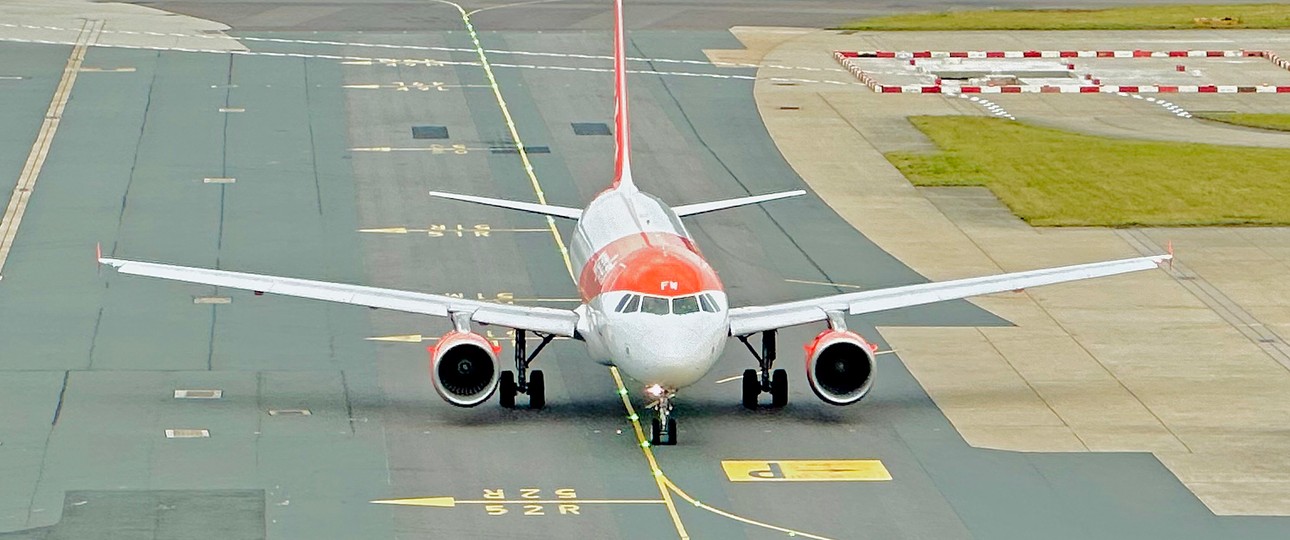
[664,418,678,446]
[499,371,516,409]
[771,369,789,408]
[528,370,546,410]
[650,418,664,445]
[741,369,760,410]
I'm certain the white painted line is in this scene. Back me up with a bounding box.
[0,20,101,281]
[165,428,210,438]
[174,389,223,399]
[203,177,236,184]
[193,296,231,304]
[218,106,245,113]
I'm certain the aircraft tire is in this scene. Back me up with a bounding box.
[499,371,516,409]
[529,370,546,410]
[771,369,788,408]
[741,369,760,410]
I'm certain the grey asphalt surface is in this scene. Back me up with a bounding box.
[3,1,1290,539]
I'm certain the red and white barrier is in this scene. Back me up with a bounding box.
[834,49,1290,94]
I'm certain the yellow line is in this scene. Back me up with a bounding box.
[455,499,665,505]
[784,278,865,290]
[661,476,836,540]
[450,3,576,280]
[609,366,690,539]
[0,20,101,278]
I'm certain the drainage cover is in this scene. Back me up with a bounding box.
[412,125,449,139]
[571,122,611,135]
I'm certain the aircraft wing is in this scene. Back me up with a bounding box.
[726,254,1171,336]
[99,257,581,337]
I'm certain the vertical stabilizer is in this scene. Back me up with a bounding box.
[611,0,634,190]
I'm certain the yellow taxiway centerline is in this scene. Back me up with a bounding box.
[0,20,102,279]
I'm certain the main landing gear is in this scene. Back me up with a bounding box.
[648,386,678,446]
[737,330,788,409]
[499,329,555,410]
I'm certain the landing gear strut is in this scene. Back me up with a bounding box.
[649,388,677,446]
[737,330,787,409]
[499,329,555,409]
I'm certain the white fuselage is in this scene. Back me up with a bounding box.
[570,186,728,390]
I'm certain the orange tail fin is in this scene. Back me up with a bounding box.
[610,0,633,190]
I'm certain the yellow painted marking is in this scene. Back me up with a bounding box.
[341,60,374,65]
[662,477,835,540]
[607,366,689,539]
[784,278,865,290]
[359,227,409,234]
[0,20,100,279]
[349,145,474,153]
[341,83,382,89]
[79,66,136,73]
[372,496,456,508]
[371,496,663,508]
[721,460,891,482]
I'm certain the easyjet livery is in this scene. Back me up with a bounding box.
[100,0,1171,445]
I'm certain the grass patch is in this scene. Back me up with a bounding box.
[1194,112,1290,132]
[887,116,1290,226]
[841,4,1290,31]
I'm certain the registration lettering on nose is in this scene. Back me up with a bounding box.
[721,460,891,482]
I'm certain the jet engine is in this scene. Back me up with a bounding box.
[428,331,502,407]
[804,329,877,405]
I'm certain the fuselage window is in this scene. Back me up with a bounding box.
[623,294,641,313]
[640,295,670,315]
[614,294,632,312]
[672,295,700,315]
[697,294,715,313]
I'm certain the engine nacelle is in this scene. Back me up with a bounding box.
[804,329,877,405]
[428,331,502,407]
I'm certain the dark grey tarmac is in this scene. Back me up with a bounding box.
[2,2,1290,539]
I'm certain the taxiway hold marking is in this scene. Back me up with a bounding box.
[0,19,101,280]
[721,460,892,482]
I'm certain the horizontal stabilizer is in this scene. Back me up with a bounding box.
[673,190,806,217]
[429,191,582,220]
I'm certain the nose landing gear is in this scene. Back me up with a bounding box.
[648,386,678,446]
[737,330,788,409]
[499,329,555,409]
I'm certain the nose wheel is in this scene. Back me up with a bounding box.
[649,389,678,446]
[499,329,553,410]
[737,330,788,409]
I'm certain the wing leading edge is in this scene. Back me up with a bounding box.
[98,257,581,337]
[727,253,1171,336]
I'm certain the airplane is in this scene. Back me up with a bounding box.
[98,0,1171,446]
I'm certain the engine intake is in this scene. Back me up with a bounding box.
[428,331,501,407]
[805,329,876,405]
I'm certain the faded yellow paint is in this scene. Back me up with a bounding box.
[721,460,892,482]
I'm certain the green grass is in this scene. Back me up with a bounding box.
[841,4,1290,31]
[887,116,1290,226]
[1194,112,1290,132]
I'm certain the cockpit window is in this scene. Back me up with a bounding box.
[614,295,632,312]
[623,294,640,313]
[640,296,669,315]
[697,294,716,313]
[672,296,700,315]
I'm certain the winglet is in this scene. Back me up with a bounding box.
[1166,240,1174,270]
[95,242,103,275]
